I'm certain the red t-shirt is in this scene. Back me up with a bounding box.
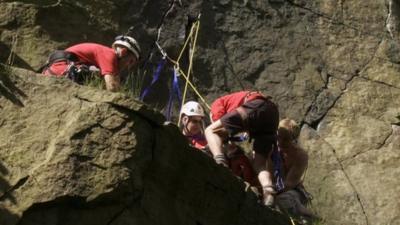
[228,152,259,186]
[210,91,265,121]
[186,135,208,150]
[44,43,118,76]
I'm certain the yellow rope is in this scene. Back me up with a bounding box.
[155,18,211,124]
[289,216,296,225]
[176,21,197,63]
[175,65,210,109]
[174,20,211,124]
[179,22,198,125]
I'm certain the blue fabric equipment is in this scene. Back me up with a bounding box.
[272,144,285,192]
[164,67,182,121]
[140,58,166,101]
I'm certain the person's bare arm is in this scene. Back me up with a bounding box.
[104,74,120,92]
[284,150,308,190]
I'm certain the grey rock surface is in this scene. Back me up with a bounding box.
[1,0,400,224]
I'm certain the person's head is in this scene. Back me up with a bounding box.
[112,35,141,70]
[277,118,300,148]
[180,101,205,136]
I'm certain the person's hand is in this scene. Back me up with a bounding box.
[262,185,276,206]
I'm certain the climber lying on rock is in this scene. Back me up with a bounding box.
[41,35,141,92]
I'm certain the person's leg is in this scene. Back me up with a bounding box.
[276,190,316,221]
[205,120,228,166]
[275,190,297,215]
[244,98,279,206]
[253,152,275,206]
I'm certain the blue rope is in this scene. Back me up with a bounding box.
[140,58,166,101]
[272,144,285,192]
[164,68,182,121]
[228,134,249,142]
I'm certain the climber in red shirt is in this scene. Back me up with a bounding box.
[225,142,259,186]
[42,35,141,92]
[180,101,209,154]
[205,90,279,206]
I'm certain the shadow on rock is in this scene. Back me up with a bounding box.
[0,162,20,225]
[0,64,26,107]
[35,3,115,46]
[0,42,34,71]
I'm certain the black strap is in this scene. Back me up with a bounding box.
[38,50,79,73]
[48,50,78,65]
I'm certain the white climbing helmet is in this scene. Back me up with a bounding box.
[180,101,205,117]
[112,35,141,59]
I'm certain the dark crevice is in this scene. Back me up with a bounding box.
[340,126,393,162]
[244,64,265,84]
[106,193,143,225]
[70,154,107,170]
[70,123,104,140]
[71,154,94,162]
[386,0,400,39]
[89,162,107,170]
[303,71,336,129]
[22,195,87,210]
[106,206,127,225]
[106,120,129,133]
[106,102,158,163]
[106,102,162,128]
[284,0,359,31]
[341,149,378,163]
[306,71,357,130]
[19,188,144,224]
[376,128,394,149]
[386,0,393,38]
[306,73,355,129]
[284,0,393,43]
[73,94,93,103]
[306,97,339,130]
[142,0,180,65]
[323,140,370,225]
[305,36,384,129]
[0,175,29,203]
[220,39,245,90]
[359,76,400,90]
[359,38,385,74]
[0,65,27,107]
[340,0,345,20]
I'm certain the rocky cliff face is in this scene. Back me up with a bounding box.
[0,66,290,225]
[1,0,400,224]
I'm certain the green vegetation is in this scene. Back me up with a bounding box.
[82,71,105,89]
[121,68,147,98]
[82,67,147,100]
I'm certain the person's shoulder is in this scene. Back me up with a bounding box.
[71,43,111,49]
[66,43,110,52]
